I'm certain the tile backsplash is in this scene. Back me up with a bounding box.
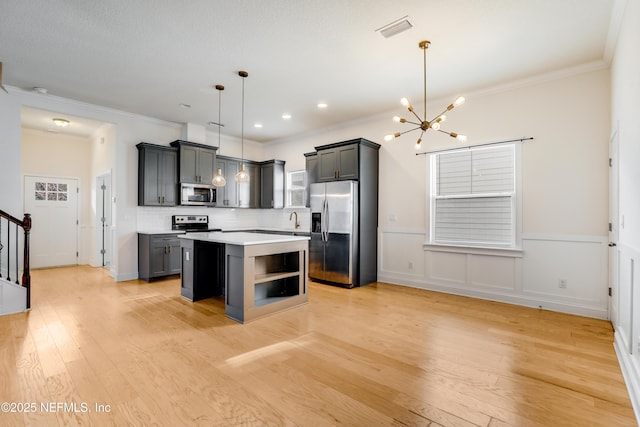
[137,206,310,232]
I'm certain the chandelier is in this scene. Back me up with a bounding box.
[385,40,466,149]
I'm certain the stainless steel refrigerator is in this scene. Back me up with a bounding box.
[310,181,359,287]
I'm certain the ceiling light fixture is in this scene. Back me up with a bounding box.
[385,40,466,150]
[254,123,263,128]
[282,113,291,119]
[235,71,250,184]
[52,118,70,127]
[212,84,226,188]
[317,103,328,109]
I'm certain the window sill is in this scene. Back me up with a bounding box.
[423,243,523,258]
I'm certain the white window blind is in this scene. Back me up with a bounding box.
[431,144,516,247]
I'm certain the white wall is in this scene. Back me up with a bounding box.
[610,0,640,419]
[267,66,611,319]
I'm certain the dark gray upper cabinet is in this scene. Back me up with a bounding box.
[170,140,217,184]
[136,143,178,206]
[260,160,285,208]
[215,155,261,208]
[215,156,239,207]
[314,138,380,183]
[317,142,359,181]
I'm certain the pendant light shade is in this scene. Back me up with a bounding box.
[235,71,250,183]
[212,84,226,187]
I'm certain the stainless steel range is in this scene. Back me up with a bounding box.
[171,215,221,233]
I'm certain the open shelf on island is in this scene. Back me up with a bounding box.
[224,239,308,323]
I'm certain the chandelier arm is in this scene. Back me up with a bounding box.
[403,119,423,126]
[408,107,423,123]
[397,126,422,137]
[428,107,453,124]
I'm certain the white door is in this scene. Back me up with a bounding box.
[24,175,78,268]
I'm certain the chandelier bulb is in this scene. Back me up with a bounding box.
[430,122,440,131]
[438,115,447,122]
[384,134,395,142]
[400,97,410,107]
[456,134,467,142]
[455,96,466,106]
[392,116,401,123]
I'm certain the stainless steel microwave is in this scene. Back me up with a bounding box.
[180,183,216,206]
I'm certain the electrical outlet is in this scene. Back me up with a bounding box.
[559,279,567,289]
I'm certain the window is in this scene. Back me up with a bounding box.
[429,143,520,248]
[286,170,307,208]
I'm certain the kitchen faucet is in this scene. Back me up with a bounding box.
[289,211,300,229]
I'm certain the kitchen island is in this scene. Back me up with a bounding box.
[178,232,309,323]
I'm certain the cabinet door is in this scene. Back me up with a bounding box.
[150,239,168,276]
[142,148,162,206]
[317,149,338,182]
[247,163,261,208]
[260,163,274,208]
[167,239,182,274]
[179,145,199,183]
[336,145,358,180]
[161,150,177,206]
[305,154,318,207]
[198,148,216,184]
[224,160,239,207]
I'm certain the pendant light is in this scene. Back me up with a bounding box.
[211,84,226,187]
[235,71,250,183]
[384,40,466,149]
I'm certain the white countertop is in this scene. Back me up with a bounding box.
[178,231,310,246]
[137,230,186,235]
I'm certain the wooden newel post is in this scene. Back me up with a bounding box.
[22,213,31,310]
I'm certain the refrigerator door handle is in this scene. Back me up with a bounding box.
[322,199,328,242]
[325,199,330,242]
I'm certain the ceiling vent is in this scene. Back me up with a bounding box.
[376,16,413,38]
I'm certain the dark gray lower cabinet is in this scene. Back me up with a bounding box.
[138,233,182,281]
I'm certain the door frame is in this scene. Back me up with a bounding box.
[94,171,112,268]
[609,126,620,327]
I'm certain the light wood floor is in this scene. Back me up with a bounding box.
[0,266,635,426]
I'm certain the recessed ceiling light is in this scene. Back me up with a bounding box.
[52,118,70,127]
[179,103,191,108]
[317,103,328,109]
[282,113,292,120]
[208,121,224,127]
[254,123,263,128]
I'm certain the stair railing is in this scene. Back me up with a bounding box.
[0,210,31,309]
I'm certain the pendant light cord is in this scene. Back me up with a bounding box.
[241,75,244,163]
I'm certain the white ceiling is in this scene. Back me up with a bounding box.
[1,0,622,142]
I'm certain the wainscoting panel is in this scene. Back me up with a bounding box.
[614,243,640,423]
[427,251,467,286]
[378,229,609,319]
[521,236,608,306]
[469,254,519,291]
[379,229,426,280]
